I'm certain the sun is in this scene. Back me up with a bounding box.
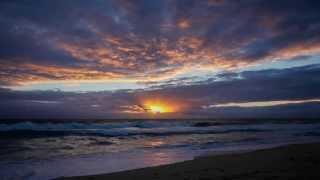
[142,99,180,114]
[149,105,166,114]
[143,101,173,114]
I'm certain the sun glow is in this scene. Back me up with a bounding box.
[143,100,176,114]
[149,105,167,114]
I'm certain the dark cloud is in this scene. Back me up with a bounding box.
[1,64,319,119]
[146,64,320,105]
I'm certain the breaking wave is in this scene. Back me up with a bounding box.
[0,121,318,138]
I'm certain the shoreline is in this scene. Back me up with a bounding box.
[57,142,320,180]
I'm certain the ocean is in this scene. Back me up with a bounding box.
[0,119,320,180]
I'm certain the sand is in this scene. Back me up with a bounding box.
[57,143,320,180]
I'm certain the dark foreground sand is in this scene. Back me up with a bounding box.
[57,143,320,180]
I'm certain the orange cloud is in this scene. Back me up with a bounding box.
[0,62,124,86]
[1,0,320,89]
[177,19,191,29]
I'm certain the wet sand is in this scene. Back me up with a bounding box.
[57,143,320,180]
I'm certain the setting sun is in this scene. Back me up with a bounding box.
[149,105,166,114]
[143,99,177,114]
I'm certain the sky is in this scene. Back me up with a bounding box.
[0,0,320,119]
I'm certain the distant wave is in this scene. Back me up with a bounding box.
[1,121,318,138]
[0,121,187,131]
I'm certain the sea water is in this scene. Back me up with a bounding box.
[0,119,320,180]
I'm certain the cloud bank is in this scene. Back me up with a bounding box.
[1,64,320,119]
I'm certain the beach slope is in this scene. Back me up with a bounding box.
[58,143,320,180]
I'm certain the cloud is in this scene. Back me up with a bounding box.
[0,0,320,86]
[203,99,320,108]
[0,64,320,119]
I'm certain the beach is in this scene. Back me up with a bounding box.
[58,143,320,180]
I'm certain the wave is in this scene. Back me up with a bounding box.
[0,128,270,139]
[0,121,319,138]
[0,121,187,131]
